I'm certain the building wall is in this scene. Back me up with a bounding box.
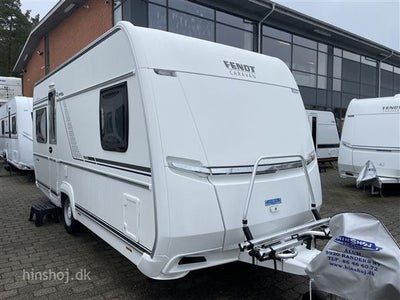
[22,0,113,97]
[23,39,46,97]
[49,0,113,72]
[122,0,400,120]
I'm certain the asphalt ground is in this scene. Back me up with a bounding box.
[0,160,399,299]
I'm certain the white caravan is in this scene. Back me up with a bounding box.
[0,77,22,106]
[338,95,400,184]
[306,110,340,162]
[0,96,34,171]
[33,22,329,280]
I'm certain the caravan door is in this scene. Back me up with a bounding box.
[34,90,58,197]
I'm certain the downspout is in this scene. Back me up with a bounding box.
[378,50,394,97]
[257,3,275,53]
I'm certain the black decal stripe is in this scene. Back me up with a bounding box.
[83,156,151,177]
[317,144,340,149]
[36,180,59,196]
[75,204,151,255]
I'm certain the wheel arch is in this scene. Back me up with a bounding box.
[60,181,77,219]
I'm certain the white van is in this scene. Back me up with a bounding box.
[338,95,400,185]
[0,96,34,171]
[306,110,340,163]
[33,22,328,280]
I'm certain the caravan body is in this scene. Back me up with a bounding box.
[306,110,340,162]
[338,95,400,184]
[0,97,34,170]
[33,22,323,280]
[0,77,22,106]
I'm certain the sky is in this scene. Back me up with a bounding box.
[20,0,400,51]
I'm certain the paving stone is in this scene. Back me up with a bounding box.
[0,160,399,299]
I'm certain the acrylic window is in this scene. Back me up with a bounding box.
[48,91,56,144]
[11,116,16,134]
[36,108,47,144]
[99,82,129,152]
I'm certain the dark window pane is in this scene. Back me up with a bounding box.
[216,23,253,50]
[149,4,167,30]
[394,73,400,92]
[293,35,317,49]
[216,11,254,31]
[317,89,327,107]
[11,116,16,134]
[342,80,360,95]
[48,91,56,144]
[342,58,360,82]
[169,10,214,41]
[169,0,214,19]
[262,36,291,68]
[360,84,377,97]
[100,82,129,152]
[35,108,47,144]
[292,71,316,88]
[263,25,291,42]
[342,93,358,108]
[293,45,317,73]
[299,86,317,107]
[332,91,341,109]
[380,69,393,89]
[361,64,377,85]
[380,87,394,97]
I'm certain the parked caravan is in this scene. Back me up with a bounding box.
[33,22,329,280]
[0,97,34,171]
[0,77,22,106]
[306,110,340,162]
[338,95,400,185]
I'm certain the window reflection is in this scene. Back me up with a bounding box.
[262,37,291,68]
[292,45,317,73]
[168,10,214,41]
[216,23,253,50]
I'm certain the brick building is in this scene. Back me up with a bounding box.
[14,0,400,119]
[14,0,113,97]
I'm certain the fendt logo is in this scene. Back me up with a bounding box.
[223,60,256,79]
[334,235,382,252]
[382,105,400,112]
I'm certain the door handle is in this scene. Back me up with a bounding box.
[49,147,53,153]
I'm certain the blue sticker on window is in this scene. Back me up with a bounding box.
[265,198,282,206]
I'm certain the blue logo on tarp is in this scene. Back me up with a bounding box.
[265,198,281,206]
[334,236,382,251]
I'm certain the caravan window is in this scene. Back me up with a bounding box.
[11,116,17,134]
[36,108,47,143]
[49,91,57,144]
[1,120,4,135]
[99,82,129,152]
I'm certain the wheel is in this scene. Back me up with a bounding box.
[62,197,80,234]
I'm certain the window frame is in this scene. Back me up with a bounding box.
[99,82,129,153]
[35,107,48,144]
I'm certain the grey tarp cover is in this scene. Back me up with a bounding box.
[305,213,400,300]
[356,160,378,188]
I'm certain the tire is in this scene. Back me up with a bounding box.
[62,197,80,234]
